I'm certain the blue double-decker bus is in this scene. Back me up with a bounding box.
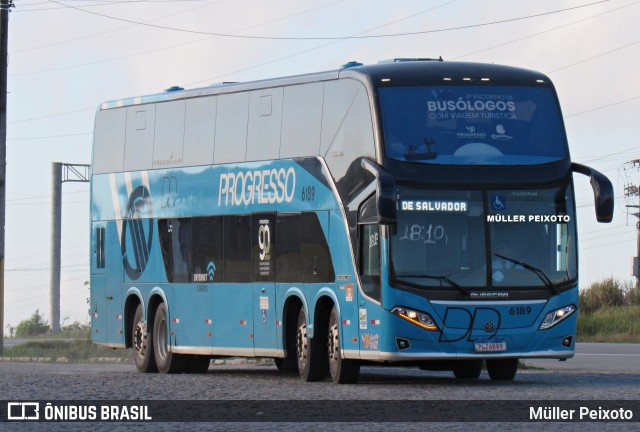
[90,59,613,383]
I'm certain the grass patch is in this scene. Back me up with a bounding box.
[1,339,132,363]
[577,305,640,343]
[17,329,92,339]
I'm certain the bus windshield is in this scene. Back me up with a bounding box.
[379,86,568,165]
[390,185,577,289]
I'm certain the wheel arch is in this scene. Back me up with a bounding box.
[313,290,337,339]
[123,288,143,349]
[147,288,168,333]
[282,289,306,357]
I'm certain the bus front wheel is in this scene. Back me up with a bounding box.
[328,306,360,384]
[153,303,186,374]
[486,358,518,381]
[452,360,483,379]
[132,303,157,373]
[296,307,328,381]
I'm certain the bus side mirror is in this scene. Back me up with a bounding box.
[360,158,397,224]
[572,162,614,223]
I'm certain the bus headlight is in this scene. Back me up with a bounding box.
[392,307,439,331]
[539,305,576,330]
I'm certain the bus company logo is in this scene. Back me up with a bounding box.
[439,307,501,342]
[121,186,154,281]
[218,167,296,207]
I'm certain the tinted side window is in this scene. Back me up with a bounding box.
[158,218,191,283]
[275,213,301,282]
[158,219,174,282]
[224,215,252,282]
[96,227,105,269]
[191,217,223,283]
[276,212,335,283]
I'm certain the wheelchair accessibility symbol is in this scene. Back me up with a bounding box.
[491,194,506,211]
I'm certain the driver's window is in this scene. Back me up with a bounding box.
[360,224,381,301]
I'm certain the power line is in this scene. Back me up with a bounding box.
[575,145,640,164]
[7,188,88,202]
[582,238,635,250]
[546,39,640,74]
[451,0,640,60]
[9,0,349,77]
[565,96,640,118]
[14,1,188,12]
[8,200,87,206]
[10,0,227,54]
[49,0,612,41]
[7,131,91,140]
[8,106,94,124]
[187,0,462,86]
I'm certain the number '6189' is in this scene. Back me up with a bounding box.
[509,306,531,315]
[301,186,315,201]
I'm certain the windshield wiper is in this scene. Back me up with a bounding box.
[493,254,559,295]
[396,274,469,296]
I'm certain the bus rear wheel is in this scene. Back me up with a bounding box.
[328,306,360,384]
[153,303,186,374]
[296,307,328,381]
[132,303,157,373]
[486,358,518,381]
[452,360,483,379]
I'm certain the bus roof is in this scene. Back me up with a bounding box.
[99,60,551,111]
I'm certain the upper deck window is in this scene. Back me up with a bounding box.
[379,86,567,165]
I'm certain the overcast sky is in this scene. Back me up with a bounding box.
[4,0,639,328]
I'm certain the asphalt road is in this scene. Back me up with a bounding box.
[524,342,640,373]
[1,342,638,431]
[3,339,638,372]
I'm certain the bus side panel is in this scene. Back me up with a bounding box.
[252,282,277,355]
[171,283,213,350]
[212,283,254,355]
[328,210,359,354]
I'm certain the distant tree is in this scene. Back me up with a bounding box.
[5,324,15,338]
[15,309,49,337]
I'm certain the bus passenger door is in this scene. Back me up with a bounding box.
[90,223,108,343]
[251,213,278,356]
[92,222,124,345]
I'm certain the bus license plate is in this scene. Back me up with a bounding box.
[474,340,507,352]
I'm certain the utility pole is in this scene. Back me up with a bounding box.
[0,0,13,355]
[50,163,90,332]
[623,159,640,290]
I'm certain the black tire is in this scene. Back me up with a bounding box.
[274,357,297,372]
[296,307,329,381]
[328,306,360,384]
[453,360,483,379]
[184,355,211,374]
[132,303,157,373]
[153,303,186,374]
[486,358,518,381]
[275,308,299,372]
